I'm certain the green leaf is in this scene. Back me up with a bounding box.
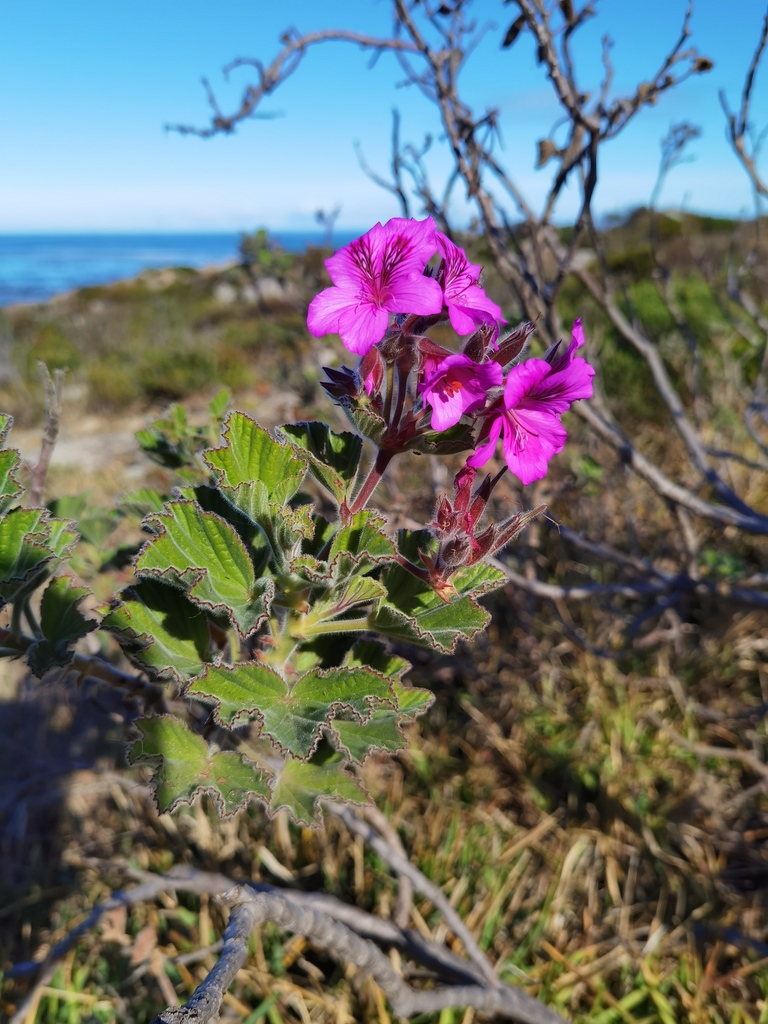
[50,494,119,549]
[404,421,476,455]
[103,579,212,682]
[329,509,396,578]
[307,575,387,625]
[176,485,263,552]
[334,642,432,762]
[0,508,60,598]
[330,681,433,763]
[390,679,434,718]
[205,411,307,514]
[189,664,396,760]
[332,707,408,762]
[270,753,368,825]
[45,517,80,559]
[371,557,493,652]
[0,447,23,515]
[343,640,410,681]
[0,414,13,446]
[26,581,97,675]
[27,575,97,677]
[118,487,167,519]
[129,716,270,816]
[279,422,363,502]
[343,406,389,448]
[135,499,273,638]
[208,387,231,424]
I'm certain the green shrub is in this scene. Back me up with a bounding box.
[136,344,216,402]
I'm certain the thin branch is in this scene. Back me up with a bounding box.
[720,7,768,198]
[151,884,566,1024]
[329,801,500,988]
[168,29,420,137]
[29,362,65,506]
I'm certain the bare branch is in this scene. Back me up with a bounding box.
[29,362,64,506]
[168,29,421,137]
[151,884,566,1024]
[329,801,500,988]
[720,7,768,198]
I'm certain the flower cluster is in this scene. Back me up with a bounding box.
[308,215,594,489]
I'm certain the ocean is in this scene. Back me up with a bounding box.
[0,231,358,307]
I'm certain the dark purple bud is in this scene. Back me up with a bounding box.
[492,319,537,368]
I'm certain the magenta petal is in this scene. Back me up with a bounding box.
[501,408,567,485]
[467,416,504,468]
[391,275,443,316]
[336,303,389,355]
[571,318,585,350]
[531,357,595,410]
[429,389,468,431]
[447,303,480,336]
[307,286,356,337]
[503,359,552,407]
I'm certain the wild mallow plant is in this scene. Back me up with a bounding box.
[0,216,593,825]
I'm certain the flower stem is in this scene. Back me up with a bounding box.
[395,552,431,583]
[349,448,394,515]
[300,616,371,637]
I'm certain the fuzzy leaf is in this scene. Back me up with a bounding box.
[343,640,410,681]
[270,753,368,825]
[135,500,273,638]
[307,575,387,625]
[177,485,262,552]
[332,682,432,763]
[0,508,65,599]
[332,708,407,762]
[371,554,495,652]
[343,406,389,448]
[103,579,212,682]
[129,716,270,816]
[189,664,396,760]
[0,414,12,445]
[0,447,23,515]
[329,509,396,578]
[205,411,307,515]
[279,422,363,502]
[405,421,476,455]
[27,576,97,677]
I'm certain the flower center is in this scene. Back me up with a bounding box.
[442,373,464,398]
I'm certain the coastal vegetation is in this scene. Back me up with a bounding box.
[2,0,768,1019]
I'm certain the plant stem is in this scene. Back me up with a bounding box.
[349,449,394,515]
[383,359,395,424]
[300,616,371,637]
[395,552,431,583]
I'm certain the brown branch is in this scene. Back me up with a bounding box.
[572,266,768,531]
[720,7,768,198]
[168,28,420,137]
[329,801,500,988]
[151,884,566,1024]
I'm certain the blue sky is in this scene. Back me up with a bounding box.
[1,0,766,231]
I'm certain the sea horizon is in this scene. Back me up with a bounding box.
[0,230,361,307]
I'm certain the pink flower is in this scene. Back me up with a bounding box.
[307,218,443,355]
[419,353,503,432]
[468,320,595,484]
[436,231,505,336]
